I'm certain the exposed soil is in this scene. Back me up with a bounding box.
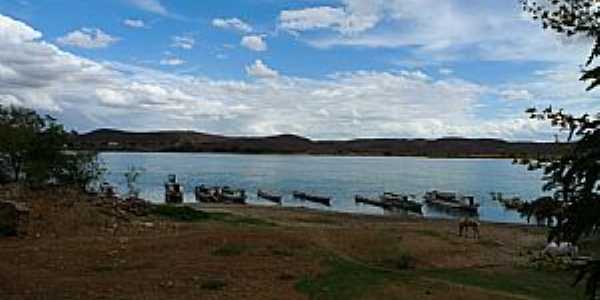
[0,187,586,300]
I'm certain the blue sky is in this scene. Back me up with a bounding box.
[0,0,598,140]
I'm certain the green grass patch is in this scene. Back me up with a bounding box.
[423,267,585,300]
[212,243,250,257]
[296,257,409,300]
[150,205,275,227]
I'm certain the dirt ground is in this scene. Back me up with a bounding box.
[0,188,587,300]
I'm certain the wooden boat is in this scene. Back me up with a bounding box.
[194,185,246,204]
[293,191,331,206]
[491,192,524,210]
[499,197,523,210]
[194,185,219,202]
[355,195,394,209]
[424,190,479,214]
[355,194,423,214]
[164,174,183,204]
[257,189,282,204]
[221,187,247,204]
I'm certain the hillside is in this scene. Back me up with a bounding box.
[73,129,569,158]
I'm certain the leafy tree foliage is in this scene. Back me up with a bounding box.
[522,1,600,298]
[521,0,600,90]
[0,105,103,190]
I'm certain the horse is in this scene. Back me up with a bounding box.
[458,217,480,239]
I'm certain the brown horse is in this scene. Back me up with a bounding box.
[458,217,480,239]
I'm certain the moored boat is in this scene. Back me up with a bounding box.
[257,189,282,204]
[165,174,183,204]
[194,185,246,204]
[356,193,423,214]
[293,191,331,206]
[221,187,247,204]
[424,190,479,214]
[355,195,393,209]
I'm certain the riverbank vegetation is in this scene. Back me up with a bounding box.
[0,105,103,189]
[521,0,600,298]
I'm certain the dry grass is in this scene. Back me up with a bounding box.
[0,187,587,299]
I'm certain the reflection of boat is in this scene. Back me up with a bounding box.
[194,185,246,204]
[165,175,183,204]
[424,190,479,214]
[355,193,423,214]
[257,190,282,204]
[293,191,331,206]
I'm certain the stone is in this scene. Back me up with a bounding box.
[0,201,29,237]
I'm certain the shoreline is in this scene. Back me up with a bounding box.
[97,150,523,159]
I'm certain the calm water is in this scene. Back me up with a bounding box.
[100,152,546,224]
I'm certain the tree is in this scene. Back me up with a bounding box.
[521,0,600,90]
[0,106,44,181]
[0,105,104,190]
[521,1,600,298]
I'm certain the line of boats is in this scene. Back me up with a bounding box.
[164,175,482,215]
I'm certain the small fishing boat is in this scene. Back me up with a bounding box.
[194,185,246,204]
[194,185,219,202]
[424,190,479,214]
[356,193,423,214]
[293,191,331,206]
[221,187,247,204]
[165,175,183,204]
[491,192,524,210]
[355,195,393,209]
[499,197,523,210]
[257,189,282,204]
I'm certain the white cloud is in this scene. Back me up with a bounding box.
[499,89,533,101]
[127,0,168,16]
[0,14,41,43]
[282,0,591,66]
[0,13,594,141]
[245,60,279,78]
[160,58,185,66]
[57,28,119,49]
[439,68,453,75]
[124,19,146,28]
[241,35,267,51]
[279,5,380,35]
[171,35,195,49]
[212,18,253,33]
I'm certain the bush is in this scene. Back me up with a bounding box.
[0,105,104,190]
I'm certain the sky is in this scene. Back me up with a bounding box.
[0,0,599,141]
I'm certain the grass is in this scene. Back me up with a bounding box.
[212,243,250,257]
[380,252,417,270]
[422,267,586,300]
[296,251,586,300]
[296,257,406,300]
[150,205,275,227]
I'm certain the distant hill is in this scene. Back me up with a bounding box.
[72,129,569,158]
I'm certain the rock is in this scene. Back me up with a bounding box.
[0,201,29,237]
[142,222,154,228]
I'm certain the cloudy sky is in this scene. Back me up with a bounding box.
[0,0,598,140]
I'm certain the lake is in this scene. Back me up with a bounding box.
[100,152,546,224]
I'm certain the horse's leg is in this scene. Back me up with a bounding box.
[474,226,479,239]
